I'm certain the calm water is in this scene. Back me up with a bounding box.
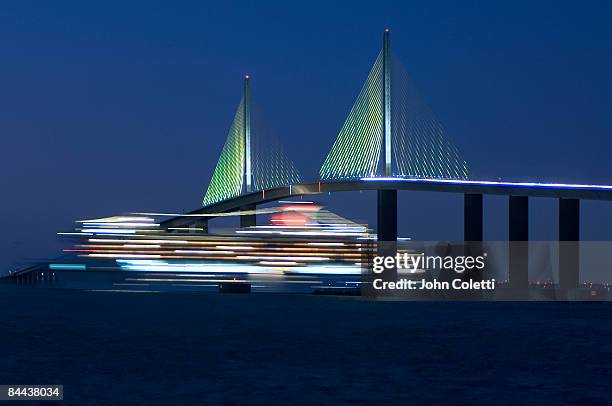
[0,285,610,405]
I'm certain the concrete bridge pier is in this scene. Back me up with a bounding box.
[240,204,257,228]
[377,190,397,242]
[559,198,580,296]
[463,193,484,297]
[377,189,397,284]
[464,193,483,242]
[509,195,529,296]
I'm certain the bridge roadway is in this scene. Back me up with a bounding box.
[161,177,612,229]
[160,177,612,296]
[7,178,606,295]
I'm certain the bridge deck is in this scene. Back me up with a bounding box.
[161,178,612,229]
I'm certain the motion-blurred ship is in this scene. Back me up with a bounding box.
[7,202,373,294]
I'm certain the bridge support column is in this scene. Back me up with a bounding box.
[463,194,484,298]
[377,189,397,287]
[377,190,397,242]
[464,194,483,242]
[509,196,529,296]
[240,204,257,228]
[559,198,580,296]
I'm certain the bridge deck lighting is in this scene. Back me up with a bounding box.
[359,177,612,191]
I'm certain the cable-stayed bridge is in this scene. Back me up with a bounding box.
[320,29,466,181]
[202,75,301,208]
[161,29,612,293]
[185,29,475,230]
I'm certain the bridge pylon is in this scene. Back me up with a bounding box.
[379,28,397,241]
[201,75,302,227]
[319,29,470,241]
[320,29,468,181]
[382,28,391,177]
[243,74,252,194]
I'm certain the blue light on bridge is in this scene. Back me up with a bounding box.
[360,177,612,191]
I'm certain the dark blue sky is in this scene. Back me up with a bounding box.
[2,1,612,272]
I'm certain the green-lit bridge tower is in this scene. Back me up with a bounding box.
[240,74,256,227]
[201,75,301,230]
[319,28,468,241]
[378,28,397,241]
